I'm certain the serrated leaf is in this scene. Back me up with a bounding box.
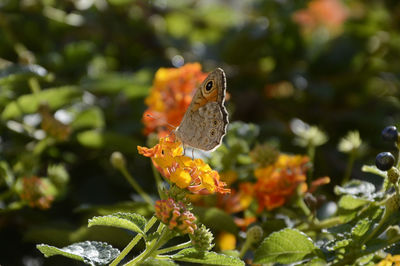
[192,207,237,234]
[37,241,119,266]
[171,248,244,265]
[139,258,178,266]
[351,219,372,239]
[2,87,82,120]
[254,228,317,264]
[338,195,371,210]
[88,212,146,235]
[334,180,375,198]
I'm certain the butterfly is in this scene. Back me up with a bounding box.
[174,68,229,151]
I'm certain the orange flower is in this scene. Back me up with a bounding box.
[254,154,309,211]
[216,182,254,214]
[378,254,400,266]
[234,216,257,231]
[142,63,208,136]
[293,0,348,34]
[138,137,230,195]
[19,176,54,210]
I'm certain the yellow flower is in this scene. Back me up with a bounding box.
[378,254,400,266]
[138,137,230,195]
[217,232,236,251]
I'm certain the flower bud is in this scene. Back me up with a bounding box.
[155,198,197,235]
[388,168,400,185]
[110,152,126,170]
[246,225,264,244]
[190,224,214,251]
[385,193,400,213]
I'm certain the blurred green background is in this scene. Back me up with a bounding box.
[1,0,400,265]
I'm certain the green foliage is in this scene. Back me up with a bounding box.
[170,248,244,265]
[88,213,147,236]
[254,228,319,264]
[37,241,120,266]
[2,0,400,265]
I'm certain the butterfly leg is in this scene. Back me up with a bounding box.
[191,148,194,160]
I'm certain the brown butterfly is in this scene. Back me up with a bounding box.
[175,68,229,151]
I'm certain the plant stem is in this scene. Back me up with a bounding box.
[28,77,41,94]
[155,241,191,255]
[110,216,157,266]
[239,238,251,259]
[126,223,171,265]
[119,167,154,207]
[151,164,165,199]
[341,150,356,186]
[307,144,316,185]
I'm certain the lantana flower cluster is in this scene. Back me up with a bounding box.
[155,198,197,235]
[142,63,207,136]
[138,137,230,195]
[19,176,54,210]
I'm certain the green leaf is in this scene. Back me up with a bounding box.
[351,219,372,239]
[139,258,178,266]
[76,130,139,152]
[0,161,14,187]
[71,107,105,130]
[254,228,317,264]
[331,239,352,251]
[37,241,119,266]
[361,165,387,178]
[334,180,375,198]
[82,70,151,99]
[338,195,371,210]
[88,212,146,236]
[171,248,244,265]
[192,207,237,234]
[2,86,82,120]
[0,64,48,85]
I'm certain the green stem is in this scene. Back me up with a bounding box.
[119,167,154,207]
[239,238,251,259]
[155,241,191,255]
[307,144,316,185]
[110,216,157,266]
[126,223,171,265]
[341,150,356,186]
[28,77,41,94]
[151,164,165,199]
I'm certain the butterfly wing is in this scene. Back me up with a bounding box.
[175,68,228,151]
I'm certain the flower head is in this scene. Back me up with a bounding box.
[254,154,310,211]
[142,63,208,136]
[155,198,197,235]
[138,137,230,195]
[19,176,54,210]
[293,0,348,35]
[378,254,400,266]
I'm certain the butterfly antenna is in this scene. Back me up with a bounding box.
[145,114,177,130]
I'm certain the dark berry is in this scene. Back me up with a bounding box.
[382,126,398,142]
[375,152,395,171]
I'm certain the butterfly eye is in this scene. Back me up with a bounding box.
[205,81,213,91]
